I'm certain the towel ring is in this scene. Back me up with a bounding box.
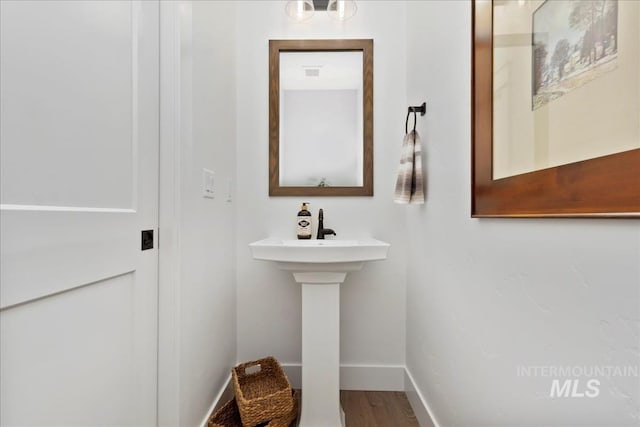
[405,102,426,134]
[405,110,417,134]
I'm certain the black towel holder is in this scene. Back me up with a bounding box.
[405,102,426,134]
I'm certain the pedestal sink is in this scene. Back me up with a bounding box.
[249,238,390,427]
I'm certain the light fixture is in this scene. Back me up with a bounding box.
[285,0,314,22]
[327,0,357,21]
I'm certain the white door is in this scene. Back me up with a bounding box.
[0,1,159,426]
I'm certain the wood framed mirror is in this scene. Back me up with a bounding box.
[269,39,373,197]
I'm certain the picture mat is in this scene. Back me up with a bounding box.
[492,0,639,180]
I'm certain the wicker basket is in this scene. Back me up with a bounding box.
[265,389,300,427]
[208,398,242,427]
[208,390,300,427]
[232,356,294,427]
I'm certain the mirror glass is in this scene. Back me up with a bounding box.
[280,51,363,187]
[269,39,373,197]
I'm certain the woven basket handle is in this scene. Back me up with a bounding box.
[237,360,263,377]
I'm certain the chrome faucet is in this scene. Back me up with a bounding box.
[316,209,336,240]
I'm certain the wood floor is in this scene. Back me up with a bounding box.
[210,390,420,427]
[286,390,419,426]
[339,390,420,427]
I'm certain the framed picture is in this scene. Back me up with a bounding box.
[472,0,640,217]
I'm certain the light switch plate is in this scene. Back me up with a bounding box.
[202,168,215,199]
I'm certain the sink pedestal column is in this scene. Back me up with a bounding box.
[292,270,355,427]
[249,239,391,426]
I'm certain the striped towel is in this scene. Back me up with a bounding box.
[394,130,424,204]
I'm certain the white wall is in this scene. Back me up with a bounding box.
[235,1,408,382]
[405,2,640,426]
[180,2,237,425]
[159,2,237,426]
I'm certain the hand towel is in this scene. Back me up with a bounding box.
[394,130,424,204]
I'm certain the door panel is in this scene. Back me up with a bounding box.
[1,208,136,308]
[0,1,159,425]
[0,0,135,208]
[1,274,137,426]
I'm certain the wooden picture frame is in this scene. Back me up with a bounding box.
[472,0,640,217]
[269,39,374,197]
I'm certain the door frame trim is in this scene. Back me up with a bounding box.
[158,1,184,425]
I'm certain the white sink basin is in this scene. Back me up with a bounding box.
[249,237,390,265]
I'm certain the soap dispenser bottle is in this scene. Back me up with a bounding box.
[297,202,312,239]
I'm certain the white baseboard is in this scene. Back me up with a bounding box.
[281,363,405,391]
[404,368,440,427]
[199,366,438,427]
[199,374,233,427]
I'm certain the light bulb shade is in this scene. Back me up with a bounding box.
[327,0,357,21]
[285,0,314,21]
